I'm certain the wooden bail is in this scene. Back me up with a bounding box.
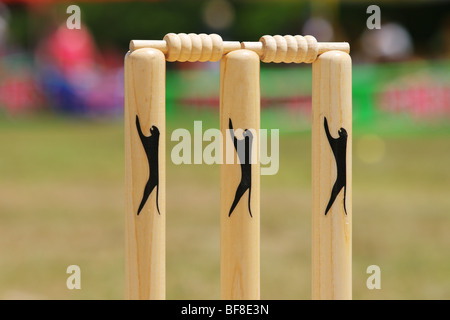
[311,50,352,300]
[125,48,166,300]
[220,49,261,300]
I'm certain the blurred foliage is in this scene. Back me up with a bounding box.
[75,1,310,51]
[4,0,449,60]
[340,1,450,58]
[6,4,29,47]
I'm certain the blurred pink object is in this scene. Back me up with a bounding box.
[45,24,96,77]
[34,22,123,116]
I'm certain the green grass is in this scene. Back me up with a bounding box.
[1,114,450,299]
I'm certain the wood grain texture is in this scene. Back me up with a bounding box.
[312,50,352,300]
[125,48,166,300]
[220,49,260,300]
[130,33,349,63]
[241,35,349,63]
[130,33,241,62]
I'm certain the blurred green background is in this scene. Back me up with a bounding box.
[0,0,450,300]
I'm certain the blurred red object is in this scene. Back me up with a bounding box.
[380,84,450,118]
[0,72,44,114]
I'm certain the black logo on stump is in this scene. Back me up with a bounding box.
[228,118,253,218]
[136,115,160,215]
[324,117,348,216]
